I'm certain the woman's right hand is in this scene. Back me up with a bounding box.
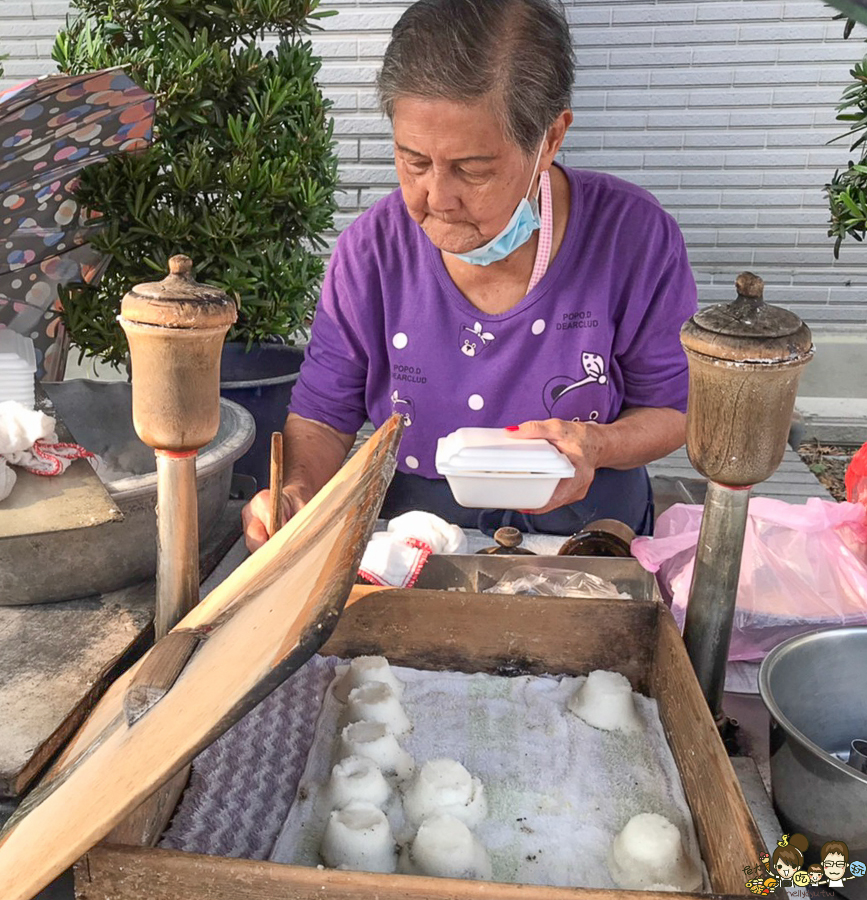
[241,485,307,553]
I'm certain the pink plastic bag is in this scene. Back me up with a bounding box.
[632,497,867,662]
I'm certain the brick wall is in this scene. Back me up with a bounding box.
[2,0,866,328]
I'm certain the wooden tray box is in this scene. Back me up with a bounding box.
[75,588,762,900]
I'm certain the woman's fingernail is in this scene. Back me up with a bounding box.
[504,425,519,432]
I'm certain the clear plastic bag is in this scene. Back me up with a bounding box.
[632,497,867,661]
[483,565,631,600]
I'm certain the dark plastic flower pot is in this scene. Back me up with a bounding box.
[220,342,305,489]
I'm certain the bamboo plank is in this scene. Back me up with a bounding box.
[0,416,403,900]
[650,607,765,895]
[76,844,731,900]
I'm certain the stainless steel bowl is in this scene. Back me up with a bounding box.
[0,380,255,605]
[759,627,867,900]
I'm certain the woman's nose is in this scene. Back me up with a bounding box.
[424,169,461,213]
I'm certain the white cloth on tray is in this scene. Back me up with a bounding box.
[270,664,706,891]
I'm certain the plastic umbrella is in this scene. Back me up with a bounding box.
[0,68,154,379]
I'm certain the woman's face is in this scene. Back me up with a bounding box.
[391,97,566,254]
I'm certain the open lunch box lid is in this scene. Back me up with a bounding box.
[435,427,575,478]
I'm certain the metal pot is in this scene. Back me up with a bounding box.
[759,627,867,900]
[0,380,254,605]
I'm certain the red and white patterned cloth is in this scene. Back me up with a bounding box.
[0,400,93,501]
[358,511,468,588]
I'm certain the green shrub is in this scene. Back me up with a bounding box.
[54,0,340,366]
[826,13,867,257]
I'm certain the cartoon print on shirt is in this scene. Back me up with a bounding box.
[460,322,495,358]
[543,352,608,416]
[572,411,600,423]
[391,390,415,427]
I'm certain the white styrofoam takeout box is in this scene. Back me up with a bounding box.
[435,427,575,509]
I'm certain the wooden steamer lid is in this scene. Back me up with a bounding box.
[679,273,814,486]
[120,255,237,331]
[118,256,238,451]
[680,272,813,365]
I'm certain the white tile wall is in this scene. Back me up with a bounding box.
[2,0,866,327]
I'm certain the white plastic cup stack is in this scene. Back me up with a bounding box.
[0,332,37,410]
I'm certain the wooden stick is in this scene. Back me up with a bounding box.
[103,767,190,849]
[154,451,199,640]
[269,431,283,538]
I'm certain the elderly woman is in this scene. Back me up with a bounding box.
[243,0,697,551]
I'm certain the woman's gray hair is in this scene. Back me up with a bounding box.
[377,0,574,154]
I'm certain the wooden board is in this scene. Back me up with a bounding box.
[650,610,766,896]
[77,843,727,900]
[323,589,658,693]
[76,587,765,900]
[0,416,402,900]
[0,387,123,540]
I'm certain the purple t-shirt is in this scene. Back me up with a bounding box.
[290,164,697,479]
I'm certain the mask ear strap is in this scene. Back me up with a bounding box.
[525,138,547,200]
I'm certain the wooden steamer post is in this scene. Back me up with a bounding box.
[118,254,237,639]
[680,272,813,741]
[113,255,237,844]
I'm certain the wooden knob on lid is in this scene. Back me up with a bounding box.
[494,526,523,549]
[168,254,193,277]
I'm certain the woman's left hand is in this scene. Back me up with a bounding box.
[506,418,603,514]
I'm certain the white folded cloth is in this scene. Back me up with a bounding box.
[358,511,468,588]
[0,400,94,502]
[0,400,55,455]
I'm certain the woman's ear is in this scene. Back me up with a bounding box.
[542,109,574,168]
